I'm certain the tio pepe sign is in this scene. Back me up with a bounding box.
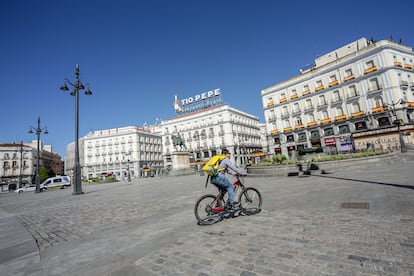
[174,88,222,114]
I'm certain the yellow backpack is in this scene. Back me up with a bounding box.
[202,154,226,176]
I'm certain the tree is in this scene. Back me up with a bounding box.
[39,167,49,183]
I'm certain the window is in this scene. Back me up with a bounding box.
[366,60,374,68]
[330,75,337,82]
[336,107,344,116]
[374,96,384,107]
[378,117,391,127]
[298,132,306,142]
[306,99,312,108]
[332,90,341,101]
[321,111,329,120]
[352,102,361,113]
[348,85,358,97]
[308,114,315,122]
[269,110,275,120]
[293,103,300,113]
[282,106,288,116]
[274,137,280,144]
[316,80,323,87]
[284,120,291,128]
[345,68,353,77]
[355,121,367,130]
[295,116,302,126]
[310,130,320,138]
[369,78,380,91]
[286,135,294,142]
[339,125,350,134]
[319,95,326,106]
[324,128,334,136]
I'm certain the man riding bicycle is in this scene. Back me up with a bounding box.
[210,149,247,209]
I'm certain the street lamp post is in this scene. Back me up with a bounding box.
[18,141,23,189]
[390,99,406,153]
[60,64,93,195]
[28,117,48,193]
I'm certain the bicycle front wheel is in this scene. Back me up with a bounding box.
[194,194,224,225]
[239,187,262,215]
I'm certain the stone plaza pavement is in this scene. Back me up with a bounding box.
[1,152,414,276]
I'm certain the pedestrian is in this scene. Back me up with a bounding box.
[210,149,247,209]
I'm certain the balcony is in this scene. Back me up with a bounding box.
[371,106,385,113]
[302,90,311,96]
[283,127,293,133]
[304,105,314,112]
[267,101,275,108]
[407,102,414,108]
[295,124,305,130]
[351,111,365,118]
[394,61,402,67]
[328,80,339,87]
[290,94,299,100]
[335,115,347,121]
[315,85,325,92]
[331,98,342,104]
[367,86,382,94]
[270,129,279,135]
[364,66,378,74]
[279,97,287,103]
[344,75,355,82]
[320,118,332,125]
[406,64,413,69]
[307,121,317,127]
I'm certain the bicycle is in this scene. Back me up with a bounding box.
[194,174,262,225]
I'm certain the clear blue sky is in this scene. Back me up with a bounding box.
[1,0,413,158]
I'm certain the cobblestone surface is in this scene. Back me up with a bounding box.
[134,209,414,275]
[1,153,414,275]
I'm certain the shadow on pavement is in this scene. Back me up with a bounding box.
[312,174,414,190]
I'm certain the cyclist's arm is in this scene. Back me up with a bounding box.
[221,159,247,176]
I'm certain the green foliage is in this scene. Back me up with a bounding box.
[272,154,287,165]
[256,151,385,166]
[39,167,50,183]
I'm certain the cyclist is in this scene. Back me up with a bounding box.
[210,149,247,209]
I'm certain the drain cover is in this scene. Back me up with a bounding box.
[340,202,369,209]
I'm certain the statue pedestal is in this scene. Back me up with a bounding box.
[170,151,194,176]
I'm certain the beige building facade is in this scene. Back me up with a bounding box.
[261,37,414,158]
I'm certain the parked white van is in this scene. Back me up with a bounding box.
[41,176,71,189]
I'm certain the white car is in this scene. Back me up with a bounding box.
[15,184,47,193]
[41,176,71,189]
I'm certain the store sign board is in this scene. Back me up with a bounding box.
[174,88,222,114]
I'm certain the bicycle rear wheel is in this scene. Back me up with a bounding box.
[239,187,262,215]
[194,194,224,225]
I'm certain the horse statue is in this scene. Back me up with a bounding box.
[171,133,187,151]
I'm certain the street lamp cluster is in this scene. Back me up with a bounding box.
[388,99,407,153]
[60,64,93,195]
[28,116,48,193]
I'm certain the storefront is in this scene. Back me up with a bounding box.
[324,137,337,154]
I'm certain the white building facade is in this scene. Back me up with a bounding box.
[71,126,163,180]
[1,140,62,188]
[262,37,414,158]
[161,104,263,167]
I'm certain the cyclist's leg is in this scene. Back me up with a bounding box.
[213,174,235,204]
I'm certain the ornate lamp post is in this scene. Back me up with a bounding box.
[28,117,48,193]
[60,64,93,195]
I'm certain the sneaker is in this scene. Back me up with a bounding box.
[230,202,240,210]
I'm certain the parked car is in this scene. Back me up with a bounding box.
[15,184,47,193]
[41,176,71,189]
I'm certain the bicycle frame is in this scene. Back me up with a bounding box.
[210,175,244,212]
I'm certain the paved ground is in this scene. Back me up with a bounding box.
[1,152,414,275]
